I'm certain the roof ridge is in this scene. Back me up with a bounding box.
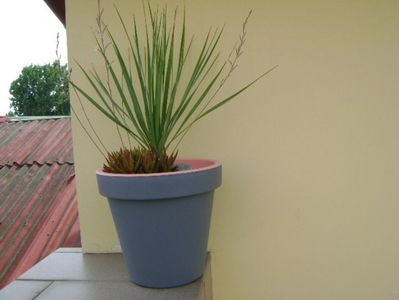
[4,116,71,122]
[0,161,75,168]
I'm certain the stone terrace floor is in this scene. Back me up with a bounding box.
[0,248,212,300]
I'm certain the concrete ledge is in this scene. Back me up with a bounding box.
[0,248,213,300]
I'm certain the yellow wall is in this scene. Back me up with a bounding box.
[67,0,399,299]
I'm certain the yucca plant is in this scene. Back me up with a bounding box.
[70,1,276,173]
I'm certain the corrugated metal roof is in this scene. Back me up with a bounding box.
[0,117,80,288]
[0,117,74,166]
[7,116,70,121]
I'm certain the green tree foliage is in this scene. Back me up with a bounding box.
[9,61,70,116]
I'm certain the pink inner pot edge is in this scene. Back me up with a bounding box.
[96,159,221,178]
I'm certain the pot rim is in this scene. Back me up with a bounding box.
[96,158,221,178]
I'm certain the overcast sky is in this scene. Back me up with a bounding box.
[0,0,67,115]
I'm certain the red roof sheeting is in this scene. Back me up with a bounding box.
[0,118,73,166]
[0,117,80,288]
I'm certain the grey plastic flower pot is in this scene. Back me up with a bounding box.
[96,159,222,288]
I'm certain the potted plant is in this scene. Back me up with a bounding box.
[70,1,276,288]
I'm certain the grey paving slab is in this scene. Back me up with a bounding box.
[0,280,52,300]
[35,281,201,300]
[56,247,82,253]
[19,252,129,281]
[3,249,212,300]
[199,255,213,300]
